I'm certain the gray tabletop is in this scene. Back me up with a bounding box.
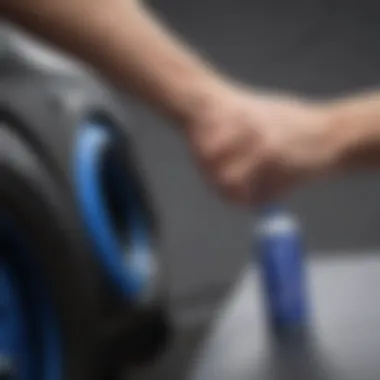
[190,253,380,380]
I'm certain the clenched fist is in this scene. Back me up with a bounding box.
[183,83,339,206]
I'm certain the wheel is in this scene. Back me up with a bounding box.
[0,124,100,380]
[73,119,171,368]
[73,119,160,303]
[0,215,62,380]
[0,80,171,378]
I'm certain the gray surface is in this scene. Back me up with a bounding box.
[190,252,380,380]
[0,22,87,76]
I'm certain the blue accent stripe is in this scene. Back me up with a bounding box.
[73,122,152,300]
[0,214,62,380]
[0,262,30,380]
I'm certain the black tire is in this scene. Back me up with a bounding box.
[71,119,172,370]
[0,123,101,380]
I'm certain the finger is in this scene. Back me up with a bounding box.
[248,140,277,204]
[205,122,261,165]
[252,165,298,206]
[219,146,265,204]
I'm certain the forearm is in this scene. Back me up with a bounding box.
[1,0,224,123]
[329,92,380,173]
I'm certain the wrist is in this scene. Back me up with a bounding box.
[159,72,228,125]
[322,103,355,175]
[324,98,380,174]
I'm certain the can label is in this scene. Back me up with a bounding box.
[259,231,308,328]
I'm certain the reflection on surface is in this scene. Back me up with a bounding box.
[191,254,380,380]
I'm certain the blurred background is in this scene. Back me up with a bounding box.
[2,0,380,378]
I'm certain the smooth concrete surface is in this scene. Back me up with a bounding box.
[190,252,380,380]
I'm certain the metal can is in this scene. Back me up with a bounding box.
[254,206,308,332]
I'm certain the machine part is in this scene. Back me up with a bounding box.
[0,215,62,380]
[0,76,170,375]
[0,124,99,380]
[73,121,158,303]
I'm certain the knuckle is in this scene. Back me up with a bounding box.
[204,144,223,163]
[261,138,278,160]
[218,168,244,190]
[203,137,233,162]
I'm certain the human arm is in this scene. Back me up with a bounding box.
[0,0,225,123]
[0,0,274,204]
[224,91,380,204]
[2,0,380,206]
[326,92,380,173]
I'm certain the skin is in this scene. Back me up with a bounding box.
[1,0,380,206]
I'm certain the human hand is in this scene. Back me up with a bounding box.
[183,83,338,206]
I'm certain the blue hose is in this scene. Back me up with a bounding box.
[73,122,153,301]
[0,214,62,380]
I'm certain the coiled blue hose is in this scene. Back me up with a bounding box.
[73,121,153,301]
[0,214,62,380]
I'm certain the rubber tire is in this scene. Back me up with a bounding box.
[0,124,102,380]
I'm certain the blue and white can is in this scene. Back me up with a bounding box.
[254,206,308,332]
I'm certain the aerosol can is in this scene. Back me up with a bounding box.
[254,205,309,334]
